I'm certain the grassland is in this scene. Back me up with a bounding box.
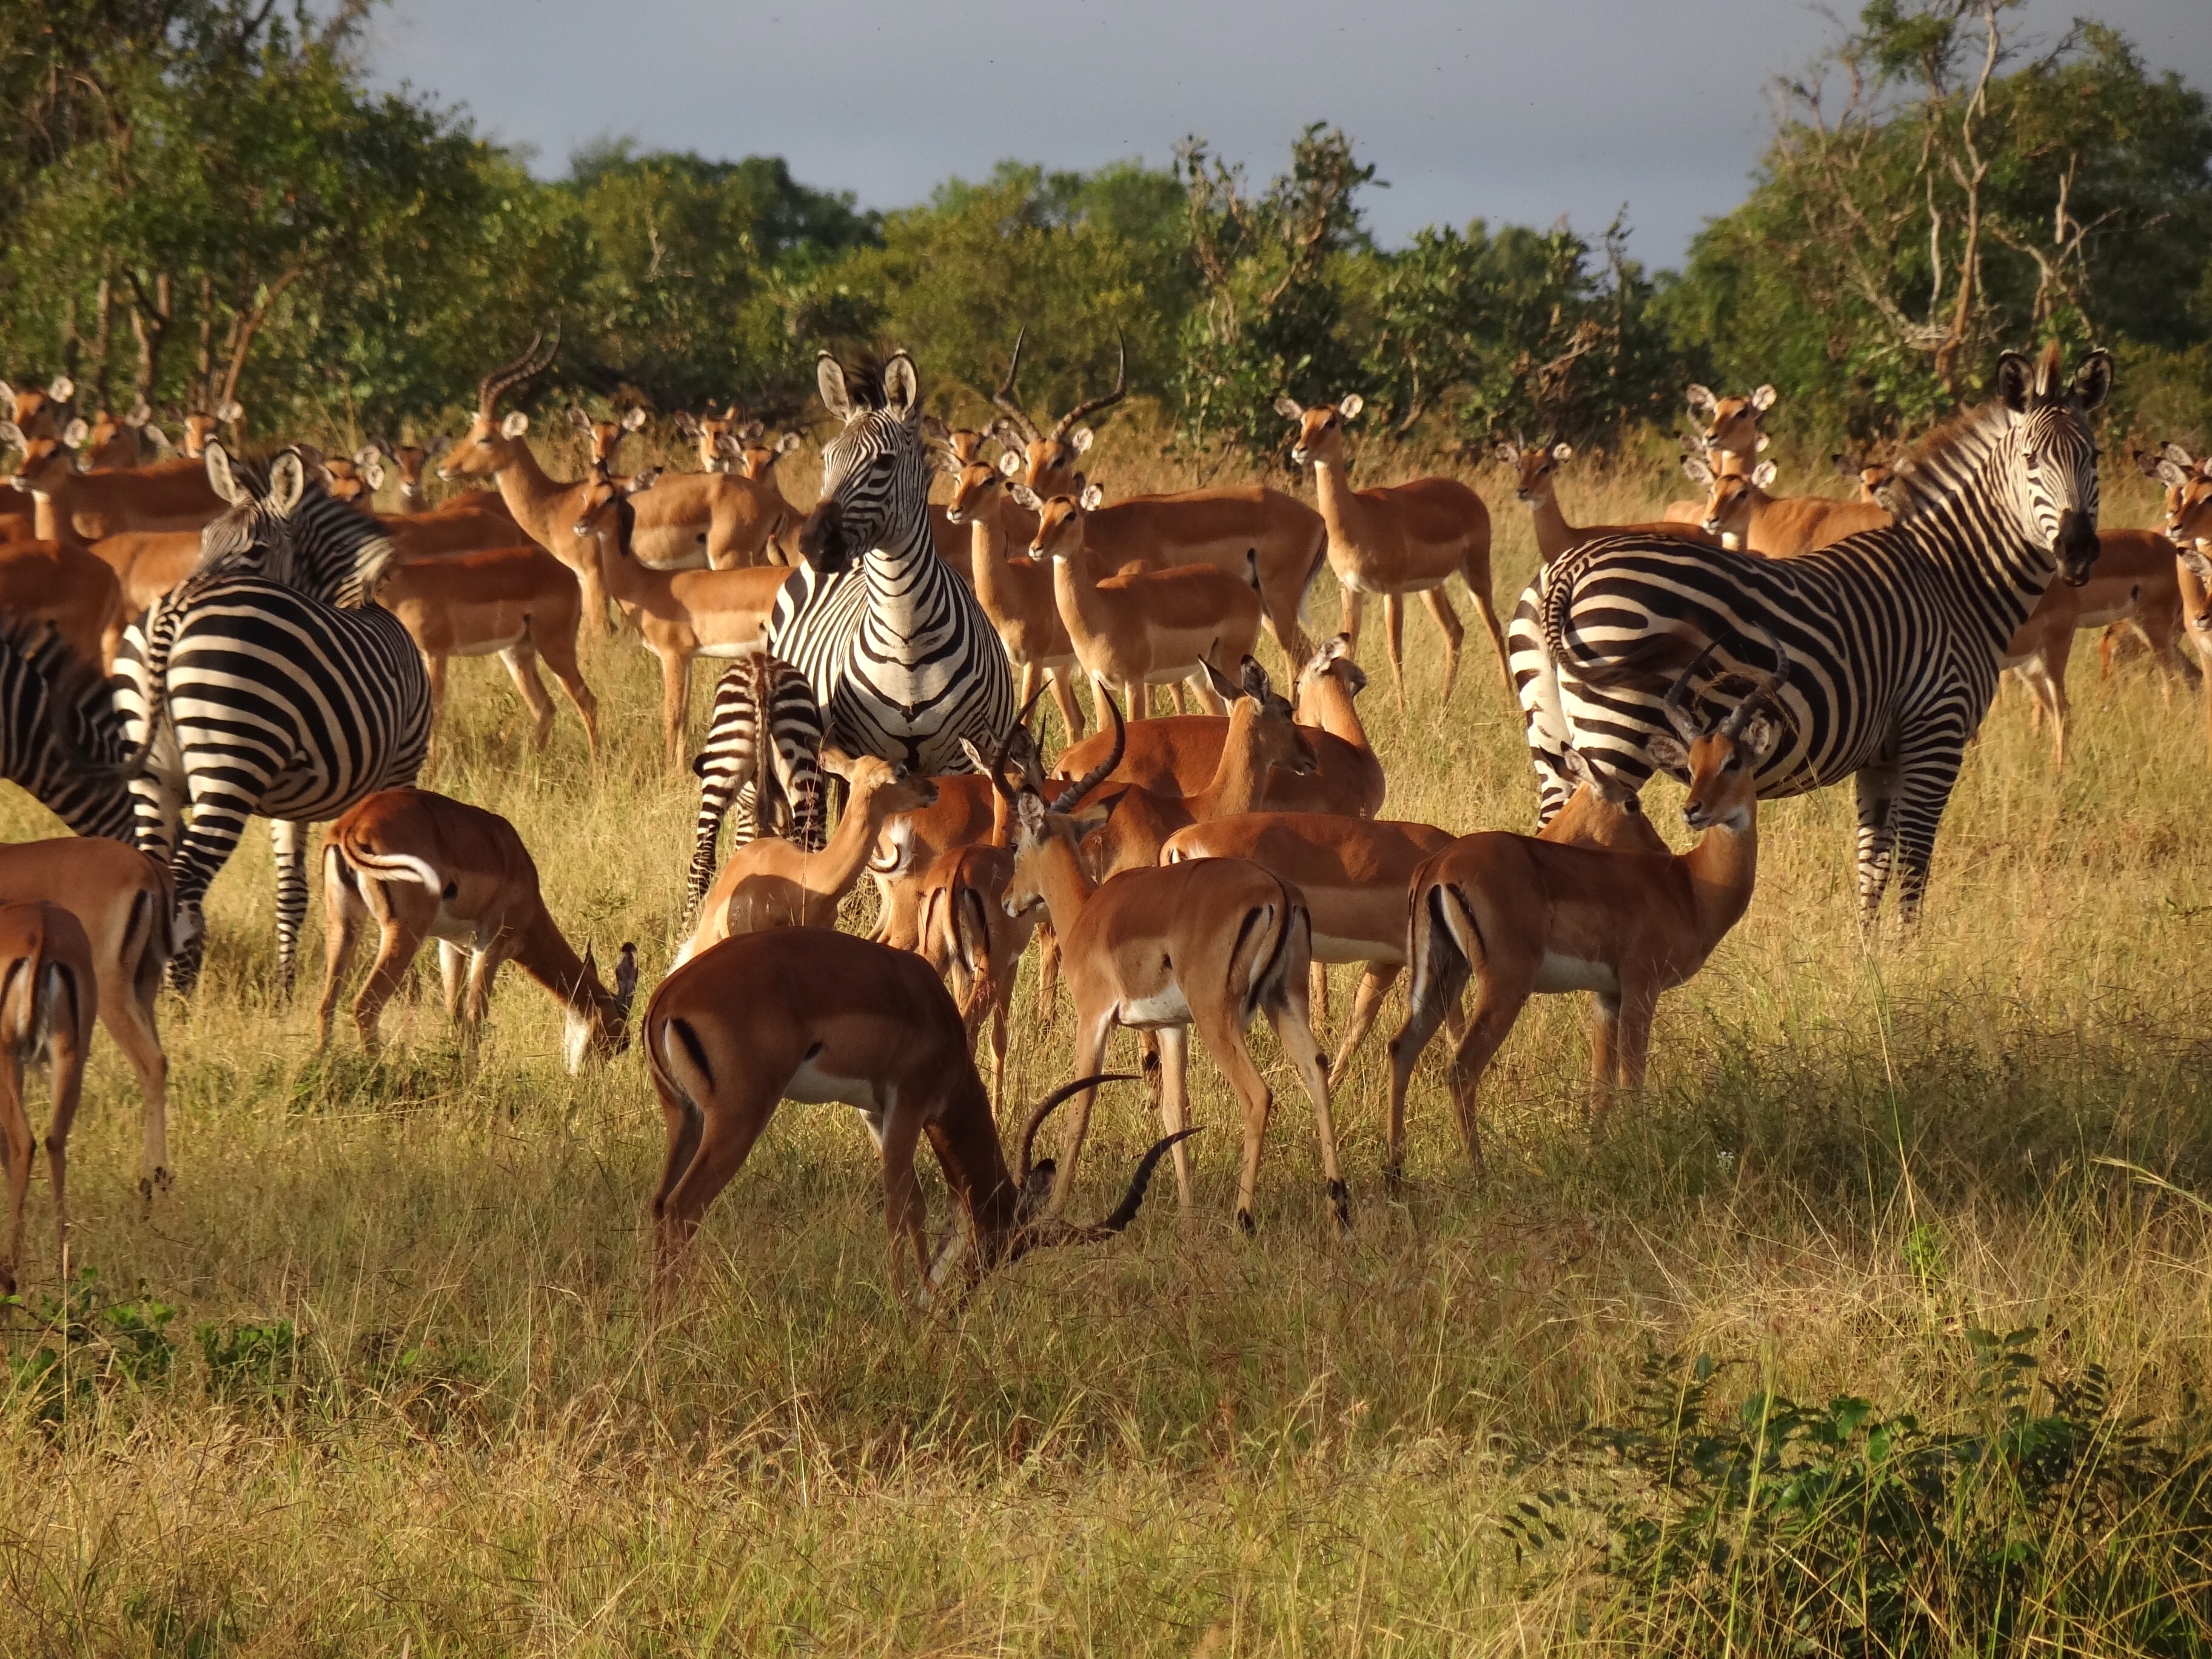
[0,429,2207,1655]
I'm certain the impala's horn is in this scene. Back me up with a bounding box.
[1661,640,1723,742]
[1050,688,1123,813]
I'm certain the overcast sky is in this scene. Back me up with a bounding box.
[357,0,2212,268]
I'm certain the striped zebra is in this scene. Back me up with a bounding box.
[763,350,1013,774]
[0,617,138,840]
[1515,343,2109,922]
[685,653,828,923]
[114,444,432,992]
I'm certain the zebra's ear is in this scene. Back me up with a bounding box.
[1996,351,2035,414]
[881,354,921,422]
[267,450,307,514]
[817,354,853,423]
[2069,350,2113,412]
[204,440,244,503]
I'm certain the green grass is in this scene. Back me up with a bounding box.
[0,444,2207,1655]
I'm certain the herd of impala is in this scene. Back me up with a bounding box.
[0,354,2206,1308]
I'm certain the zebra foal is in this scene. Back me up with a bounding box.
[1514,342,2110,922]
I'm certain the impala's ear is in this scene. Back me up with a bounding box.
[216,399,243,424]
[1834,451,1858,476]
[819,745,857,781]
[1491,440,1518,465]
[1560,745,1593,786]
[2070,349,2113,412]
[1996,350,2034,414]
[1684,384,1717,417]
[882,353,921,421]
[501,411,531,438]
[988,418,1027,452]
[60,417,88,449]
[566,404,592,432]
[920,414,951,444]
[1750,384,1777,412]
[672,411,701,437]
[817,353,853,423]
[1338,393,1364,419]
[612,942,639,1014]
[1552,441,1573,462]
[1751,459,1778,489]
[0,421,24,450]
[2157,459,2190,491]
[997,450,1022,478]
[1079,481,1104,512]
[354,445,383,468]
[776,432,799,456]
[1273,395,1304,420]
[1239,654,1270,703]
[957,737,991,773]
[49,375,75,403]
[1646,732,1691,779]
[623,466,661,497]
[267,450,307,514]
[126,398,151,426]
[1070,427,1093,454]
[1739,711,1782,765]
[204,440,244,503]
[423,434,449,460]
[621,406,648,432]
[1015,791,1048,840]
[360,458,386,491]
[1681,456,1715,488]
[1008,482,1041,511]
[1202,655,1240,703]
[2180,547,2211,583]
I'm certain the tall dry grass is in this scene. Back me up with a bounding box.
[0,432,2205,1655]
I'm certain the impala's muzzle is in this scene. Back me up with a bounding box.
[797,498,856,574]
[2055,510,2099,587]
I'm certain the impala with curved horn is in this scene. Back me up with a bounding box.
[645,925,1189,1300]
[993,329,1327,660]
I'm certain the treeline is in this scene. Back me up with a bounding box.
[4,1,2209,463]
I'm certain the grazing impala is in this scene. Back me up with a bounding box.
[1277,394,1510,702]
[1051,634,1385,818]
[1494,437,1720,564]
[1078,662,1317,879]
[1384,642,1785,1178]
[1685,457,1891,557]
[370,542,600,757]
[0,839,173,1204]
[4,421,224,539]
[317,789,637,1067]
[645,926,1185,1299]
[676,751,939,963]
[1000,716,1346,1232]
[993,330,1326,657]
[1663,383,1774,523]
[0,901,95,1295]
[943,452,1083,739]
[1014,480,1263,718]
[572,466,793,763]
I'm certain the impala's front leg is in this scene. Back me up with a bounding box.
[1419,586,1464,705]
[1153,1025,1197,1212]
[1046,1014,1116,1216]
[877,1099,929,1296]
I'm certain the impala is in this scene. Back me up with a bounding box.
[1014,480,1262,718]
[82,401,156,469]
[1494,437,1720,563]
[1834,450,1897,504]
[178,401,243,458]
[645,926,1185,1299]
[344,448,521,557]
[0,537,125,669]
[943,452,1083,739]
[3,421,223,539]
[993,330,1326,657]
[999,717,1346,1232]
[0,376,74,441]
[1276,394,1509,702]
[572,465,793,763]
[1078,661,1317,879]
[914,839,1036,1116]
[2155,457,2212,748]
[673,404,745,472]
[869,730,1037,954]
[0,839,173,1203]
[1662,384,1773,522]
[568,403,647,471]
[723,422,805,561]
[370,543,600,756]
[1384,642,1785,1178]
[1050,634,1385,818]
[675,752,939,963]
[0,901,95,1295]
[317,788,637,1066]
[1685,456,1891,557]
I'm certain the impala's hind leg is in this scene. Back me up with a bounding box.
[1327,964,1401,1083]
[1264,980,1349,1230]
[498,643,558,752]
[1419,586,1464,705]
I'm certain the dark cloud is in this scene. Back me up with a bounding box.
[359,0,2212,265]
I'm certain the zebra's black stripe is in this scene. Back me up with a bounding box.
[764,352,1013,775]
[119,447,431,991]
[1515,346,2109,921]
[0,619,137,840]
[685,654,827,922]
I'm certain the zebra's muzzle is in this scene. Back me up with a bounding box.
[797,500,855,574]
[2055,511,2099,587]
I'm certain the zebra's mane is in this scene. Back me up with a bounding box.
[835,353,894,412]
[1879,400,2015,520]
[192,447,398,608]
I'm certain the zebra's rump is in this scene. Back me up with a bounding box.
[116,582,433,820]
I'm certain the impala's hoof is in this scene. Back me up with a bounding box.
[1327,1179,1351,1232]
[1235,1207,1256,1236]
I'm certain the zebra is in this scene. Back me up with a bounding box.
[684,652,828,925]
[0,617,139,840]
[763,350,1014,775]
[113,444,432,992]
[1515,342,2109,923]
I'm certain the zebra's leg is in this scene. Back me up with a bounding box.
[1854,764,1900,925]
[685,753,742,927]
[1887,737,1968,926]
[1419,585,1465,705]
[497,644,558,752]
[270,820,309,997]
